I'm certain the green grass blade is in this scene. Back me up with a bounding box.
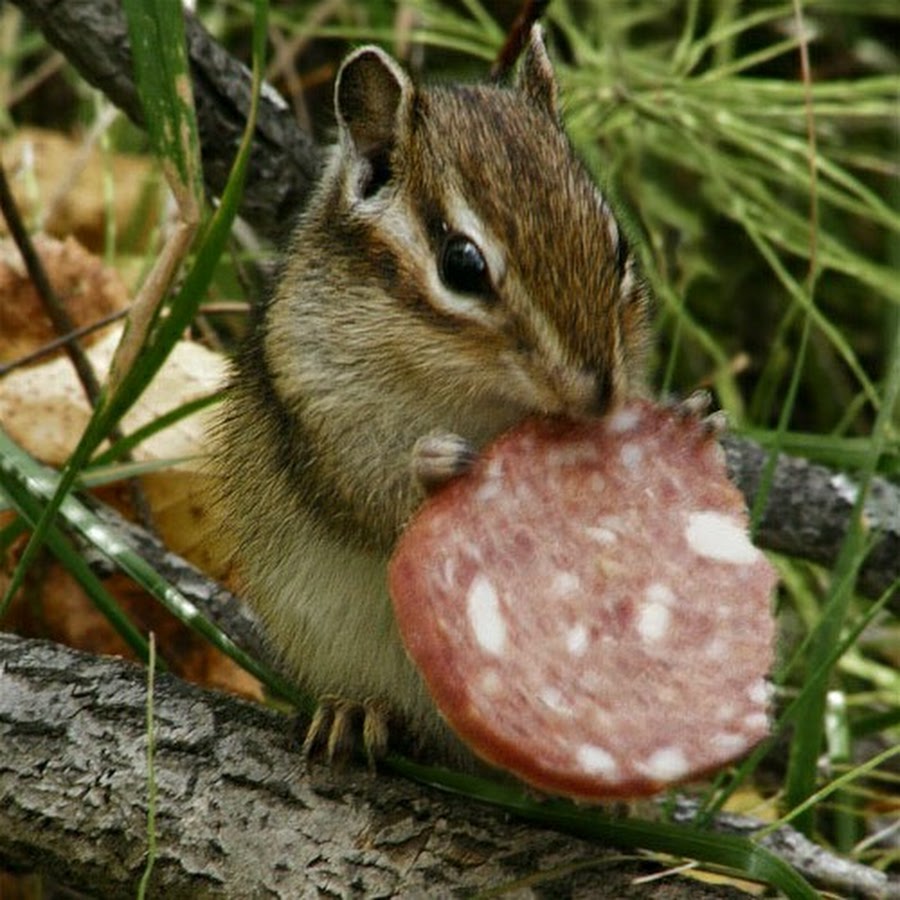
[78,457,202,489]
[386,758,816,898]
[137,636,158,900]
[122,0,203,205]
[0,425,304,709]
[1,0,267,614]
[697,558,897,824]
[89,391,222,468]
[0,431,152,661]
[784,319,900,831]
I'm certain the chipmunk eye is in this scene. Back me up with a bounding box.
[439,234,491,297]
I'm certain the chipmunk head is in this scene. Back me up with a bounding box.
[299,26,648,430]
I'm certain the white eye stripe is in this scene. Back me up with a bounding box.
[376,199,420,248]
[620,257,637,299]
[524,301,571,372]
[406,192,508,325]
[605,211,620,256]
[422,194,574,369]
[424,266,497,326]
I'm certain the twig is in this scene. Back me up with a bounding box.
[6,48,67,107]
[0,308,129,377]
[0,164,154,527]
[490,0,552,81]
[672,797,900,900]
[0,162,103,406]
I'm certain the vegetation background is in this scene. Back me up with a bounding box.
[0,0,898,896]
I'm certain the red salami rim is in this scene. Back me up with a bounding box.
[390,402,777,799]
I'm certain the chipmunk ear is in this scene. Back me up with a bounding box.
[335,47,413,195]
[516,24,560,123]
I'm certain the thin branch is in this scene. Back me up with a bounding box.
[490,0,552,81]
[0,308,129,377]
[0,162,103,406]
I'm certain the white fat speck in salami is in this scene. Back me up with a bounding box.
[636,600,670,643]
[606,407,642,433]
[619,442,644,470]
[389,399,778,800]
[646,582,676,606]
[748,678,771,705]
[551,571,581,598]
[577,744,619,778]
[466,575,506,655]
[585,526,617,545]
[711,732,748,754]
[566,623,589,656]
[540,686,574,717]
[685,511,762,564]
[640,746,689,782]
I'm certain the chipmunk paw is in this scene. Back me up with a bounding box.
[301,695,390,770]
[412,433,477,491]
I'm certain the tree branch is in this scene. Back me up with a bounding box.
[1,631,758,899]
[723,435,900,608]
[3,632,897,898]
[9,0,321,245]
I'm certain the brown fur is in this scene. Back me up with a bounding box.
[214,28,650,765]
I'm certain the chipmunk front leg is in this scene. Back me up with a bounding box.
[299,436,475,770]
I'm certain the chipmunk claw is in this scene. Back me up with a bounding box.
[671,389,712,419]
[301,695,390,770]
[667,389,729,437]
[412,433,477,491]
[700,409,730,437]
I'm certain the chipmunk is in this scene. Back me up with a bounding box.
[215,26,650,769]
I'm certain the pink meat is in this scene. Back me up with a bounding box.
[389,401,777,799]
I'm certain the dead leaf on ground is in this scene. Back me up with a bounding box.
[0,231,257,700]
[0,234,128,363]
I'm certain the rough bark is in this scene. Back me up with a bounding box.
[723,435,900,607]
[1,631,756,899]
[3,633,898,898]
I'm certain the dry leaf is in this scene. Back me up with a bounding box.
[0,325,228,569]
[0,239,256,698]
[0,234,128,363]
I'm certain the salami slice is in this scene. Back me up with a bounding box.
[388,401,777,800]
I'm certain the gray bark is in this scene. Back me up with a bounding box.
[1,631,754,899]
[723,435,900,607]
[3,633,898,898]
